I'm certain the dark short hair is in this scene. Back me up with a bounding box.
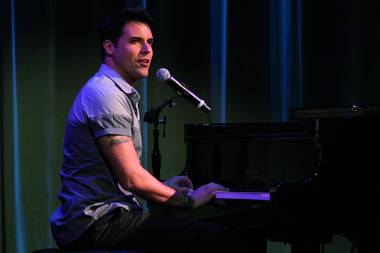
[99,7,153,54]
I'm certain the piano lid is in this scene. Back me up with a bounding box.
[184,121,317,138]
[289,104,380,120]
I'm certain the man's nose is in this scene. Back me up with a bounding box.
[142,42,152,54]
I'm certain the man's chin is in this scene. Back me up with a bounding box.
[139,69,149,79]
[129,68,150,82]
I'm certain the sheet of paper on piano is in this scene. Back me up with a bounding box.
[214,191,270,201]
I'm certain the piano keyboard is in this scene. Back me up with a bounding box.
[214,191,270,201]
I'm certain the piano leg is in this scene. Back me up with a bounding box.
[342,223,380,253]
[356,234,380,253]
[233,228,267,253]
[199,215,268,253]
[290,239,321,253]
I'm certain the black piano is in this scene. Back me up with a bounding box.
[182,105,380,253]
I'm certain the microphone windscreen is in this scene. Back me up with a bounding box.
[156,68,171,82]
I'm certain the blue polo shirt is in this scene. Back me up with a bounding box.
[50,64,144,248]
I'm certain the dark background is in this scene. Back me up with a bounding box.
[1,0,379,252]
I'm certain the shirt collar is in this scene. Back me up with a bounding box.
[98,64,141,102]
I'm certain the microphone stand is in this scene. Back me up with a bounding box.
[143,96,177,180]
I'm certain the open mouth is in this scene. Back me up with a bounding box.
[138,59,150,67]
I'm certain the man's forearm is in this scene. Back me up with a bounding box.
[98,134,184,206]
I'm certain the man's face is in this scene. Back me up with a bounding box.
[110,21,153,84]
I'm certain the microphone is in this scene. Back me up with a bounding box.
[156,68,211,113]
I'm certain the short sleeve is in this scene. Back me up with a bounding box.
[81,83,134,139]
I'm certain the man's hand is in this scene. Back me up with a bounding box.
[163,175,194,193]
[189,182,227,208]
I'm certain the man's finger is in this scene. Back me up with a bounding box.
[176,186,193,193]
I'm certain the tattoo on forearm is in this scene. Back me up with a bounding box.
[108,136,129,147]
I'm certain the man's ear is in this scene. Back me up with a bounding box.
[103,40,114,56]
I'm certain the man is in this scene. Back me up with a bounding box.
[50,7,231,252]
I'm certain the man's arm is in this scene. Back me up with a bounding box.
[97,135,182,205]
[97,135,227,208]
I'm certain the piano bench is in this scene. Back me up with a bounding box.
[31,249,145,253]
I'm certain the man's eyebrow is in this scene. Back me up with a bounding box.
[128,36,154,41]
[128,36,144,41]
[128,36,154,44]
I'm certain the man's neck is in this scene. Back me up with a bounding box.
[103,60,134,85]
